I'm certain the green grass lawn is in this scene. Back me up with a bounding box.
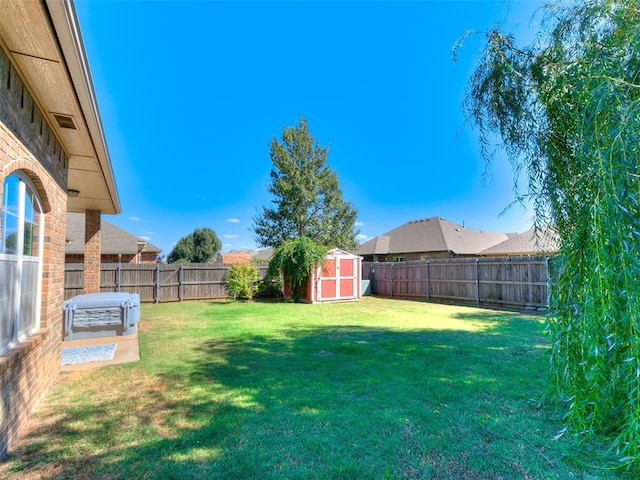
[0,297,623,479]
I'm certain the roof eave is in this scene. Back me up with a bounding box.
[45,0,120,214]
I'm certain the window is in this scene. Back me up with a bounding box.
[0,174,44,353]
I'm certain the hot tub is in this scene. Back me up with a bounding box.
[63,292,140,341]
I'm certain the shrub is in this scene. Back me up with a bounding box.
[227,263,260,300]
[255,275,283,298]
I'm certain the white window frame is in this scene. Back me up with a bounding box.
[0,173,44,353]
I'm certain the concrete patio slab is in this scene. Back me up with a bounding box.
[60,326,140,371]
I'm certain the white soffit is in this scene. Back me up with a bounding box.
[0,0,120,214]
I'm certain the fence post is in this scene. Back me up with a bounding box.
[368,266,375,295]
[390,262,394,297]
[116,264,121,292]
[426,260,430,301]
[179,264,184,302]
[545,256,551,309]
[155,264,160,303]
[475,259,480,306]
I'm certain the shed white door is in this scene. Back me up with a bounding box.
[317,255,358,301]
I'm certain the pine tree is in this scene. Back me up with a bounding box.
[253,117,359,250]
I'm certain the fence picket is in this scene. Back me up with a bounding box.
[364,256,550,309]
[64,263,269,303]
[64,257,550,309]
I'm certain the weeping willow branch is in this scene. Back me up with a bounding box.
[462,0,640,471]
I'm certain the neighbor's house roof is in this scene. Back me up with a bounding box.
[217,250,254,264]
[217,248,274,264]
[0,0,120,214]
[66,213,161,255]
[480,227,559,256]
[357,217,509,257]
[252,247,274,263]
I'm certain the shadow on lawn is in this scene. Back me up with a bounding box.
[4,312,590,480]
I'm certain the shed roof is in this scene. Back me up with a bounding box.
[357,217,509,256]
[66,213,161,255]
[327,247,361,258]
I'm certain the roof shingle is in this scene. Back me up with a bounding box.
[66,213,161,255]
[480,227,559,255]
[357,217,509,256]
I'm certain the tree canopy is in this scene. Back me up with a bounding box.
[167,227,222,264]
[462,0,640,468]
[252,117,359,250]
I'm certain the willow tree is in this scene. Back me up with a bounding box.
[462,0,640,468]
[267,236,327,301]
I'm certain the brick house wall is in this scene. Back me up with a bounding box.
[139,251,158,263]
[64,254,84,264]
[67,251,158,264]
[0,47,67,458]
[101,251,157,264]
[217,252,252,264]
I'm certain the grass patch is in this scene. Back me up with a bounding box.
[0,297,623,479]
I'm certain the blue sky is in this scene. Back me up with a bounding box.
[74,0,547,256]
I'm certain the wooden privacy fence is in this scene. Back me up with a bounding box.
[362,256,551,309]
[64,263,269,303]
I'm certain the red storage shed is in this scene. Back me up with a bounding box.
[301,248,362,303]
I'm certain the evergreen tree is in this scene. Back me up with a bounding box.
[253,117,359,250]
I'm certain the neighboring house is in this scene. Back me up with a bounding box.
[66,212,161,264]
[217,249,255,264]
[217,248,276,264]
[356,217,509,262]
[252,247,274,264]
[0,1,120,458]
[480,227,560,256]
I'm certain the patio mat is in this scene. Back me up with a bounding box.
[61,344,117,366]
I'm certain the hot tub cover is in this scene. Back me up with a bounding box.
[63,292,140,340]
